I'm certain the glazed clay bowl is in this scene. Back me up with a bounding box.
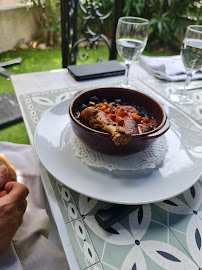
[69,87,170,156]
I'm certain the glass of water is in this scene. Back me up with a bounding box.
[178,25,202,104]
[116,17,149,88]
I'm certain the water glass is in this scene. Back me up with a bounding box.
[116,17,149,88]
[178,25,202,104]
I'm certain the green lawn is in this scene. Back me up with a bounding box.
[0,47,171,145]
[0,48,62,95]
[0,48,62,144]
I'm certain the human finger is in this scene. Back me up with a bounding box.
[0,161,16,187]
[0,154,16,177]
[0,190,8,197]
[0,164,8,189]
[4,182,29,206]
[0,154,17,185]
[18,199,27,215]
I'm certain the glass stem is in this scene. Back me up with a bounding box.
[124,62,131,86]
[182,72,192,98]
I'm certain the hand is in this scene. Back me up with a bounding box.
[0,154,17,189]
[0,181,29,253]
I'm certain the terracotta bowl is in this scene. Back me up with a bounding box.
[69,87,170,155]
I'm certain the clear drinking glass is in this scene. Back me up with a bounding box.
[177,25,202,105]
[116,17,149,88]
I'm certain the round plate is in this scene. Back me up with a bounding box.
[34,99,202,205]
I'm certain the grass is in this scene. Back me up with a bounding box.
[0,48,62,144]
[0,48,62,95]
[0,46,172,144]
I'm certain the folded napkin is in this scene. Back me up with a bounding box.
[139,55,202,81]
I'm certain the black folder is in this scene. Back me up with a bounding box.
[68,60,125,81]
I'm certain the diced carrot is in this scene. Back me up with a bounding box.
[115,116,124,126]
[104,108,111,114]
[115,108,126,117]
[101,105,107,111]
[108,114,116,121]
[108,102,115,107]
[130,113,142,123]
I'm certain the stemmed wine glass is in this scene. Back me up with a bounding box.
[116,17,149,88]
[173,25,202,105]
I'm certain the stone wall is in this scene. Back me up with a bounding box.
[0,3,39,53]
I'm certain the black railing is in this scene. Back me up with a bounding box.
[61,0,124,67]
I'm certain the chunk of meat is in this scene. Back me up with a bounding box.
[118,105,139,115]
[79,106,132,145]
[123,117,139,134]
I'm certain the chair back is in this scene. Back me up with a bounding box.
[61,0,124,67]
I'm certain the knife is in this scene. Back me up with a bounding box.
[95,204,140,230]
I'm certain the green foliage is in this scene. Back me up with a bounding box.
[123,0,202,52]
[21,0,201,53]
[44,0,61,36]
[22,0,61,46]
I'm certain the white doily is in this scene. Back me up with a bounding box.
[70,131,167,171]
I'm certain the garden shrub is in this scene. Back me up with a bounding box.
[23,0,201,53]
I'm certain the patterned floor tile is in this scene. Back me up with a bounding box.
[83,204,199,270]
[153,181,202,269]
[71,190,113,216]
[65,217,100,269]
[53,184,81,223]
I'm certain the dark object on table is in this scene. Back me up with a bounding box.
[69,87,170,155]
[68,60,125,81]
[0,57,22,78]
[0,92,22,127]
[95,204,140,230]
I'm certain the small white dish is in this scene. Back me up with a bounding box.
[34,99,202,205]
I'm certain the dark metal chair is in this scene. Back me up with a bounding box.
[60,0,124,67]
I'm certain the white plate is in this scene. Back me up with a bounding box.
[34,99,202,205]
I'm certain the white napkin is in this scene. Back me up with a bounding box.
[139,55,202,81]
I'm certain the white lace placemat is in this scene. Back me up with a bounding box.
[70,131,167,171]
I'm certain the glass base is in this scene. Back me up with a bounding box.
[118,78,138,89]
[170,94,194,105]
[119,82,133,89]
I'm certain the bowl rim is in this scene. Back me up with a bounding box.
[69,87,168,138]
